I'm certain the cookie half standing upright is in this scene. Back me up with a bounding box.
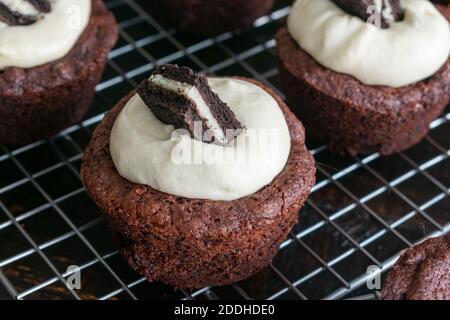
[143,0,275,36]
[0,0,118,145]
[382,234,449,300]
[277,0,450,155]
[81,64,316,289]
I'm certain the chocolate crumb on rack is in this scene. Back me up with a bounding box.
[332,0,403,29]
[0,0,51,26]
[137,64,243,145]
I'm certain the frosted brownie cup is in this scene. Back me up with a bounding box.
[0,0,118,145]
[382,234,449,300]
[276,0,450,155]
[81,65,316,289]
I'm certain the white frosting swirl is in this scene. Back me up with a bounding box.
[0,0,91,70]
[287,0,450,87]
[110,78,291,201]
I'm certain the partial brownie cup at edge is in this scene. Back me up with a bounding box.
[143,0,275,36]
[382,234,450,300]
[0,0,118,145]
[276,1,450,155]
[81,65,316,289]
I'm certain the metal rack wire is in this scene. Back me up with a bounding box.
[0,0,449,300]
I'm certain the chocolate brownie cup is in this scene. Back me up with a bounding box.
[81,66,316,289]
[144,0,275,36]
[276,0,450,155]
[0,0,118,145]
[382,234,450,300]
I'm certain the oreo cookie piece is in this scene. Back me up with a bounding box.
[0,0,51,26]
[331,0,403,29]
[137,65,243,145]
[26,0,51,13]
[0,2,35,25]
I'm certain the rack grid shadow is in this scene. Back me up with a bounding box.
[0,0,449,300]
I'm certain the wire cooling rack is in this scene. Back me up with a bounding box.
[0,0,449,300]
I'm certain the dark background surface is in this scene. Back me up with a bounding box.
[0,0,449,300]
